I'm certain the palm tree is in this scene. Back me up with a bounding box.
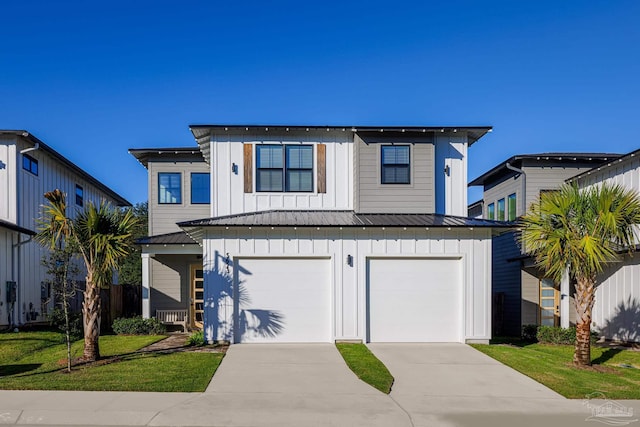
[37,190,137,361]
[520,183,640,366]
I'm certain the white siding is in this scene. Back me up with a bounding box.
[0,229,14,325]
[210,131,353,217]
[202,227,492,344]
[0,135,18,222]
[435,134,468,216]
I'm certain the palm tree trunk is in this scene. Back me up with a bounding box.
[573,276,595,366]
[82,274,101,361]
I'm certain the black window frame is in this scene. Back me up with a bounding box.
[75,184,84,207]
[158,172,182,204]
[190,172,211,204]
[22,154,38,176]
[380,145,410,185]
[256,144,314,193]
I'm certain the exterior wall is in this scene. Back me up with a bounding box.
[149,255,192,313]
[202,227,492,343]
[0,229,14,325]
[209,130,353,217]
[354,133,435,213]
[483,172,521,218]
[491,231,522,336]
[521,268,539,326]
[0,135,18,223]
[148,160,210,235]
[435,134,468,216]
[593,255,640,342]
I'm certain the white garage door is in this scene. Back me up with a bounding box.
[235,258,331,343]
[367,258,462,342]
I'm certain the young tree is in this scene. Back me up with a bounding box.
[521,183,640,366]
[37,189,138,361]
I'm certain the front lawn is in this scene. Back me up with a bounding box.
[471,342,640,399]
[336,343,394,393]
[0,331,224,392]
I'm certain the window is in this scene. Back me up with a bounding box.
[507,193,517,221]
[381,145,410,184]
[158,173,182,204]
[487,203,495,220]
[22,154,38,175]
[75,185,84,207]
[256,145,313,192]
[497,198,505,221]
[191,173,210,204]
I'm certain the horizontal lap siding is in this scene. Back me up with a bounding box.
[150,256,189,313]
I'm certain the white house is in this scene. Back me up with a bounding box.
[0,130,130,327]
[149,124,509,344]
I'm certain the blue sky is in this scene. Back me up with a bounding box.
[2,0,639,205]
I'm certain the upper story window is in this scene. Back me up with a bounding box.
[497,198,505,221]
[158,172,182,204]
[22,154,38,176]
[487,203,495,220]
[381,145,410,184]
[191,173,210,204]
[256,145,313,192]
[507,193,517,221]
[75,185,84,207]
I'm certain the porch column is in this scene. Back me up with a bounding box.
[141,253,151,319]
[560,269,570,328]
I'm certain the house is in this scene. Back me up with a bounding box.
[0,130,130,327]
[469,153,621,336]
[136,124,510,344]
[568,149,640,342]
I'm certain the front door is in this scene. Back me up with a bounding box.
[190,264,204,330]
[539,278,560,326]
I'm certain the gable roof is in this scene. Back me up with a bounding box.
[567,148,640,184]
[0,130,130,206]
[469,152,621,187]
[0,219,36,236]
[128,147,205,168]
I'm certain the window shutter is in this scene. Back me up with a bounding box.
[317,144,326,193]
[244,144,253,193]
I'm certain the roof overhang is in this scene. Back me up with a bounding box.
[128,147,206,168]
[0,219,36,236]
[567,148,640,185]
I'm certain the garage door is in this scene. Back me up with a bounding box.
[235,258,331,343]
[367,257,462,342]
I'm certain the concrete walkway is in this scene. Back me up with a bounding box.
[1,343,639,427]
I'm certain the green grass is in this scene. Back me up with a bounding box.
[471,342,640,399]
[0,331,224,392]
[336,343,394,393]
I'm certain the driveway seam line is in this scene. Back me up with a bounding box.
[388,393,415,427]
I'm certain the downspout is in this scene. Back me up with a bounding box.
[505,162,526,215]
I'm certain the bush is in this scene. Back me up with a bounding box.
[48,308,83,341]
[536,325,598,345]
[186,330,206,346]
[112,317,166,335]
[522,324,539,342]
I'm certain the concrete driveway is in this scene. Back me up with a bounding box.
[367,343,599,427]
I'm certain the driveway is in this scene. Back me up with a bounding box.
[367,343,595,427]
[152,344,410,427]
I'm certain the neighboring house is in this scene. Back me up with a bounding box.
[0,130,130,327]
[136,124,510,344]
[568,149,640,342]
[469,153,621,336]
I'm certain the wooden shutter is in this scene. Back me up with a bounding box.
[317,144,326,194]
[244,144,253,193]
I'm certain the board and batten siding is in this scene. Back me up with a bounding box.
[201,227,492,344]
[490,231,523,336]
[0,135,18,222]
[148,160,210,235]
[209,131,353,217]
[354,134,435,213]
[0,229,14,325]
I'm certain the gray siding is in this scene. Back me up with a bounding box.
[149,254,199,313]
[149,161,210,235]
[492,231,523,336]
[522,161,597,211]
[521,269,539,326]
[483,172,521,218]
[354,134,435,213]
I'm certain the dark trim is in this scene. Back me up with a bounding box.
[0,219,36,236]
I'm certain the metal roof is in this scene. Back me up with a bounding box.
[128,147,206,168]
[178,210,512,228]
[567,147,640,184]
[189,124,493,147]
[469,152,621,187]
[0,219,36,236]
[0,130,130,206]
[136,231,198,245]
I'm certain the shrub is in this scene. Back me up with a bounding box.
[48,308,83,341]
[112,317,166,335]
[536,325,598,345]
[187,330,206,346]
[522,324,539,342]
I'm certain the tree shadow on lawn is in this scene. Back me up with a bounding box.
[591,348,623,365]
[0,364,42,376]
